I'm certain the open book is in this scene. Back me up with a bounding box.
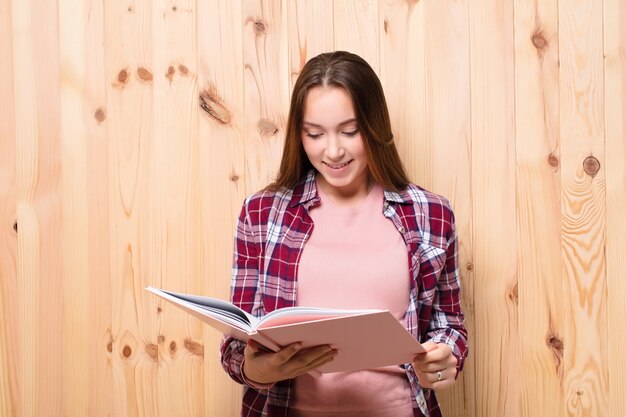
[146,286,425,373]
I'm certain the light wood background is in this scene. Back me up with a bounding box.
[1,0,624,416]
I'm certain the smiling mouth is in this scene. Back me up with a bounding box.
[323,160,352,169]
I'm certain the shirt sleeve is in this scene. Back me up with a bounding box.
[425,206,469,376]
[220,199,264,385]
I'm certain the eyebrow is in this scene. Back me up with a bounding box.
[302,118,358,128]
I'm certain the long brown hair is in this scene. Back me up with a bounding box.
[268,51,410,193]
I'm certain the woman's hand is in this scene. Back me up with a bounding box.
[242,339,336,385]
[412,341,458,390]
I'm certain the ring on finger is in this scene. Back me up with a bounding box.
[436,370,443,382]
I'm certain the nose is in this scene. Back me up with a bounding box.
[326,134,345,161]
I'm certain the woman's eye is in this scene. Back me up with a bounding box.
[305,131,323,139]
[343,129,359,136]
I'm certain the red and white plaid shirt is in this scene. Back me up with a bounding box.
[221,170,468,417]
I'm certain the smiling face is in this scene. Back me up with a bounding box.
[301,86,371,203]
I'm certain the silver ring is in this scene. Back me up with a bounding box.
[436,370,442,381]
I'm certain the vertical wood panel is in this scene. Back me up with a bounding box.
[243,0,289,192]
[469,1,519,416]
[513,1,563,416]
[334,0,379,73]
[421,2,473,416]
[13,0,64,416]
[604,0,626,415]
[197,0,246,415]
[104,1,156,416]
[83,0,114,415]
[558,0,608,415]
[379,0,427,182]
[58,0,89,415]
[149,1,204,416]
[0,0,18,415]
[288,0,334,91]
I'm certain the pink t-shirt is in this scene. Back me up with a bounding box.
[291,182,414,417]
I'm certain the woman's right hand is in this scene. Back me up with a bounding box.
[242,339,336,385]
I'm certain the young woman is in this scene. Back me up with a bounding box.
[221,51,468,417]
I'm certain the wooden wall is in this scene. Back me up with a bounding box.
[1,0,624,416]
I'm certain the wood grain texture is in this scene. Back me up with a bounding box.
[558,0,608,415]
[604,1,626,415]
[2,1,626,416]
[243,0,289,192]
[197,0,247,415]
[13,0,64,416]
[514,1,564,416]
[0,0,18,416]
[287,0,334,91]
[334,0,379,73]
[104,1,157,416]
[58,0,89,415]
[150,1,204,416]
[469,1,520,416]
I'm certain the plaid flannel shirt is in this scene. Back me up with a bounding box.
[220,170,468,417]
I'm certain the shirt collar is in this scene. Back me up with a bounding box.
[289,170,414,207]
[288,170,319,207]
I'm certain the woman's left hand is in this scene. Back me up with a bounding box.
[412,341,458,390]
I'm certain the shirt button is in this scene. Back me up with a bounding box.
[399,226,405,234]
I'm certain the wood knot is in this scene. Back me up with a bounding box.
[548,335,563,351]
[230,174,240,182]
[178,64,189,75]
[122,345,132,358]
[137,67,153,82]
[157,306,162,313]
[172,5,177,11]
[532,31,548,51]
[94,107,106,124]
[548,153,559,168]
[13,221,18,233]
[166,65,176,81]
[169,341,177,354]
[254,19,266,35]
[257,119,279,137]
[106,340,113,353]
[508,283,519,304]
[145,343,159,362]
[127,6,133,13]
[583,156,600,177]
[117,68,130,84]
[157,335,165,343]
[465,262,473,271]
[384,19,389,34]
[184,339,204,357]
[199,85,232,125]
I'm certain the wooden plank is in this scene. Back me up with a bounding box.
[0,0,19,416]
[421,2,473,416]
[58,0,89,415]
[103,1,157,416]
[287,0,334,91]
[197,0,247,415]
[83,0,113,415]
[469,1,519,416]
[558,0,608,415]
[242,0,289,196]
[334,0,379,73]
[603,0,626,415]
[380,1,473,414]
[13,0,65,416]
[379,0,427,183]
[513,1,564,416]
[149,1,204,416]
